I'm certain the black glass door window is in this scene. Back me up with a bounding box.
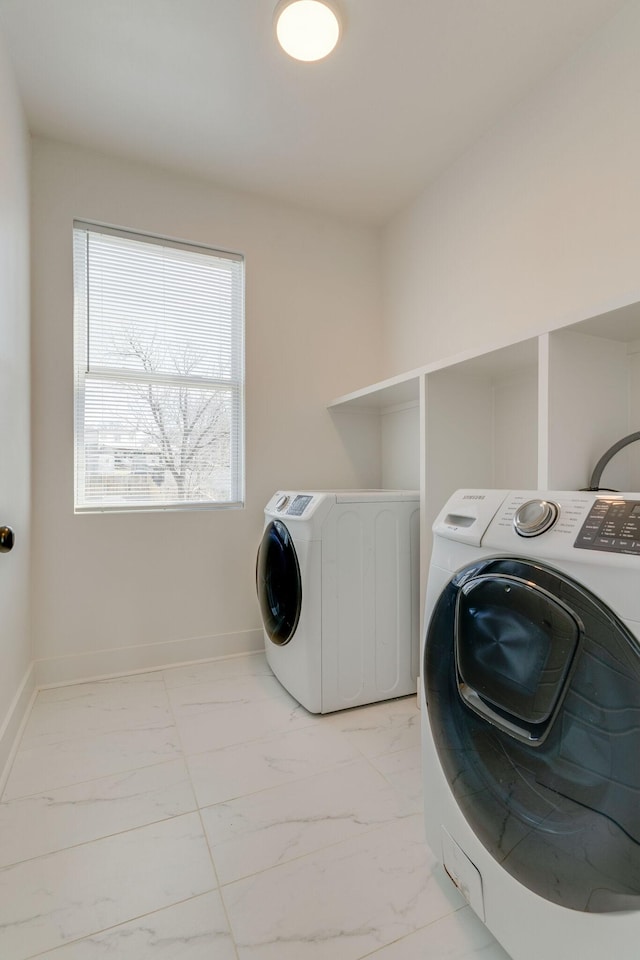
[256,520,302,646]
[425,556,640,913]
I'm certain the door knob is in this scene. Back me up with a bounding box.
[0,526,15,553]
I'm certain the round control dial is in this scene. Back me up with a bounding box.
[513,499,559,537]
[275,495,290,512]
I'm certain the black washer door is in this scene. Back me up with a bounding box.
[256,520,302,646]
[425,556,640,914]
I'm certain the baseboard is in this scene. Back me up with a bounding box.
[34,628,265,688]
[0,631,265,783]
[0,662,37,793]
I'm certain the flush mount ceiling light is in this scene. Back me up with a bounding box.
[274,0,342,62]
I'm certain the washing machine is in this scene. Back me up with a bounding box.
[422,488,640,960]
[256,490,420,713]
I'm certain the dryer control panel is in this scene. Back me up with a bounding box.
[286,495,313,516]
[273,493,314,516]
[575,497,640,555]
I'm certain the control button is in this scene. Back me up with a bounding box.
[275,495,290,512]
[595,537,613,547]
[513,499,559,537]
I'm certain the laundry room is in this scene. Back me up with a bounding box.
[1,1,640,958]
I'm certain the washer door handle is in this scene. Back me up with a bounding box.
[458,682,545,744]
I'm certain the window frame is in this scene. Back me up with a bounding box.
[73,220,245,514]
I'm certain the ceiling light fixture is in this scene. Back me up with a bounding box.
[274,0,342,62]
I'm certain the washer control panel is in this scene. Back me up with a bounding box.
[575,498,640,555]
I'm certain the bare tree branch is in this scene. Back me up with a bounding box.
[107,327,230,500]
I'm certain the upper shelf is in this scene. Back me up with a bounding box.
[328,292,640,415]
[328,335,539,413]
[562,299,640,344]
[328,369,421,411]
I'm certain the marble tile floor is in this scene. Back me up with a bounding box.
[0,653,511,959]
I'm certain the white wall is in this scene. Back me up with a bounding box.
[383,1,640,375]
[30,139,383,683]
[0,33,32,770]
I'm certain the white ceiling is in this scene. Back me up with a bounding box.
[0,0,628,224]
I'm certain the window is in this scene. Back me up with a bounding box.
[73,222,244,512]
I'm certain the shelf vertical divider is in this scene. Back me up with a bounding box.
[537,333,550,490]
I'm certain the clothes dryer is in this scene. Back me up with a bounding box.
[256,490,420,713]
[422,489,640,960]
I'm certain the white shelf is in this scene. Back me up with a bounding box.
[328,331,539,413]
[563,299,640,343]
[328,369,421,411]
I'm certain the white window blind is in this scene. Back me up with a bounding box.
[73,222,245,512]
